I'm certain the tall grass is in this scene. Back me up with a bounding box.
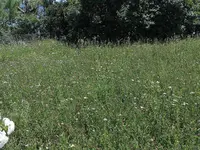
[0,39,200,149]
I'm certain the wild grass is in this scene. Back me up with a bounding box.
[0,39,200,149]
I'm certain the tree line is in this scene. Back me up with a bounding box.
[1,0,200,43]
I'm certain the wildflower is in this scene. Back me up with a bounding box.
[140,106,144,109]
[156,81,160,84]
[190,92,195,95]
[173,99,178,102]
[69,144,75,148]
[150,138,154,142]
[103,118,108,121]
[182,102,188,106]
[0,131,9,149]
[2,118,15,135]
[168,86,172,89]
[83,97,88,100]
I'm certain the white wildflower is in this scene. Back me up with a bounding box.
[182,102,188,106]
[3,118,15,135]
[190,92,195,95]
[0,131,9,149]
[69,144,75,148]
[103,118,108,121]
[150,138,154,142]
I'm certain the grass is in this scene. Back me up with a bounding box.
[0,39,200,149]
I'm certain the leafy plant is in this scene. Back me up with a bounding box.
[4,0,19,22]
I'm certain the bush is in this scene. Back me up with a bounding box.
[44,1,81,42]
[64,0,192,42]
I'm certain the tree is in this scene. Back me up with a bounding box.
[4,0,19,22]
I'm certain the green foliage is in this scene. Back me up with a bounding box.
[0,121,8,133]
[0,0,19,43]
[4,0,19,21]
[14,14,40,34]
[44,1,81,41]
[77,0,191,41]
[0,0,199,42]
[30,0,194,42]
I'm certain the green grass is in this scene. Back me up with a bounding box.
[0,39,200,149]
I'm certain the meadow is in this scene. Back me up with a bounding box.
[0,39,200,149]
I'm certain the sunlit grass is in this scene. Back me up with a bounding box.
[0,39,200,149]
